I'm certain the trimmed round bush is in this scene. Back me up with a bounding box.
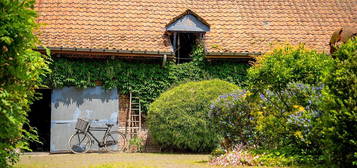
[148,79,239,152]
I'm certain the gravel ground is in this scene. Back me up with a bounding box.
[16,152,212,168]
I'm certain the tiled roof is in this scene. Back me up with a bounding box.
[35,0,357,55]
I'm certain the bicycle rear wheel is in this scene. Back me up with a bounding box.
[104,131,126,152]
[68,132,92,154]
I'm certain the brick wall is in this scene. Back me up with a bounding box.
[119,94,129,129]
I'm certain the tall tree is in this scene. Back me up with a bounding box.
[0,0,50,167]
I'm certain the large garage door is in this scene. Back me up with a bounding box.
[50,87,119,153]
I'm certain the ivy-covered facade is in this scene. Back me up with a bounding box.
[47,57,249,113]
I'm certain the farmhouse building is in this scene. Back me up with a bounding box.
[30,0,356,153]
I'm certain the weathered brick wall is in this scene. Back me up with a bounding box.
[118,94,160,152]
[119,94,129,129]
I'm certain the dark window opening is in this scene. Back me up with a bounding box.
[28,89,51,152]
[170,32,203,64]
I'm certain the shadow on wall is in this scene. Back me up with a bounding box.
[51,86,118,108]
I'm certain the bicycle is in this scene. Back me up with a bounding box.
[68,118,126,153]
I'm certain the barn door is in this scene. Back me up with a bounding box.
[50,87,119,153]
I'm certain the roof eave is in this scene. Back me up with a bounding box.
[37,47,175,58]
[36,47,262,60]
[206,51,262,59]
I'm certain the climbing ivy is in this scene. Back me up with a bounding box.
[191,43,206,66]
[46,58,248,113]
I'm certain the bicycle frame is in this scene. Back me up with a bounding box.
[81,125,113,147]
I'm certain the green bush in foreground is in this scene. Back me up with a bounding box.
[211,40,356,167]
[148,79,239,152]
[321,38,357,166]
[0,0,50,167]
[245,43,334,165]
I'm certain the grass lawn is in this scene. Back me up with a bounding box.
[16,153,214,168]
[16,152,299,168]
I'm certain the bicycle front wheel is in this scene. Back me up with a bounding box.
[104,131,126,152]
[68,132,92,154]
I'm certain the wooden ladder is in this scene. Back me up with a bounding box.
[127,92,142,139]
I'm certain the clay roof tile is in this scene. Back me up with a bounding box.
[36,0,356,54]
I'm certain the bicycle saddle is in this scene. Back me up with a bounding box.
[106,123,114,127]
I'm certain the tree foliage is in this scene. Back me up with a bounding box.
[322,38,357,166]
[245,44,334,160]
[247,43,334,92]
[0,0,50,167]
[212,41,356,166]
[148,79,239,152]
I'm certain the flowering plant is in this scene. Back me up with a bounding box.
[210,144,261,166]
[252,82,323,161]
[210,89,255,148]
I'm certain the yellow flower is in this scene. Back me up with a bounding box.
[294,131,303,139]
[293,105,305,112]
[298,106,305,111]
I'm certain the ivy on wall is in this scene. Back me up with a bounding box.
[46,58,249,113]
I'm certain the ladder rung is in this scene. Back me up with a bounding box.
[131,108,140,110]
[131,114,140,116]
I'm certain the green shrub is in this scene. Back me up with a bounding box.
[321,38,357,166]
[0,0,50,167]
[247,43,334,92]
[210,83,323,165]
[210,146,226,157]
[245,44,334,165]
[210,89,254,147]
[129,137,144,152]
[148,79,239,152]
[251,149,297,166]
[251,83,323,164]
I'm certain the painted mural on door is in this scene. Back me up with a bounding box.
[50,87,119,153]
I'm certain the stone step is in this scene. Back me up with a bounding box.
[144,146,161,153]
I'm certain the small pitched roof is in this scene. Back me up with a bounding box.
[35,0,357,55]
[166,14,209,32]
[166,9,210,32]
